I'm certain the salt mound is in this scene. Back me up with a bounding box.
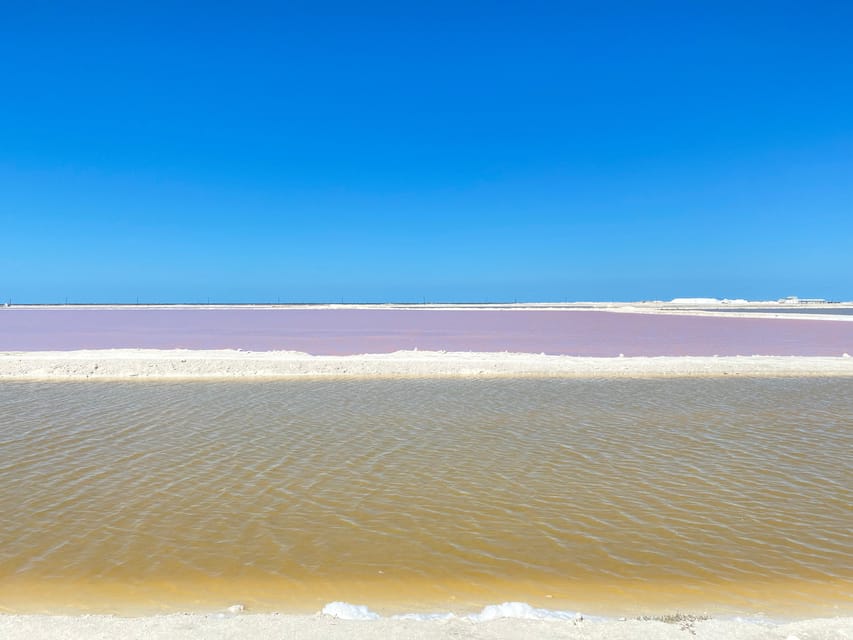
[321,601,381,620]
[467,602,584,621]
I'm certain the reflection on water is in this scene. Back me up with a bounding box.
[0,378,851,616]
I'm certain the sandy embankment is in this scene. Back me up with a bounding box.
[1,611,851,640]
[1,349,852,379]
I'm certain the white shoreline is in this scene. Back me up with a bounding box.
[1,349,852,380]
[1,612,850,640]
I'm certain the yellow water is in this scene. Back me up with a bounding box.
[0,378,850,616]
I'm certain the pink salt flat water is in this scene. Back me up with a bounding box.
[1,308,851,356]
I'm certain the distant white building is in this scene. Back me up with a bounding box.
[778,296,827,304]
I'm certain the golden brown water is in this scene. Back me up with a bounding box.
[0,378,851,617]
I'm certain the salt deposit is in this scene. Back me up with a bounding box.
[1,349,852,379]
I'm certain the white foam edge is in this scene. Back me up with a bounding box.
[320,600,589,622]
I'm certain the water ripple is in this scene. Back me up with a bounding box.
[0,377,850,614]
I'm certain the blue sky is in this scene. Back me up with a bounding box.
[2,1,851,303]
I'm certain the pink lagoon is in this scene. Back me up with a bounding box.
[1,306,851,356]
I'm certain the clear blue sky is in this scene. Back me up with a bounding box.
[2,1,851,303]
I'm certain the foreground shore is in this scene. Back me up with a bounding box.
[1,349,852,379]
[1,611,851,640]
